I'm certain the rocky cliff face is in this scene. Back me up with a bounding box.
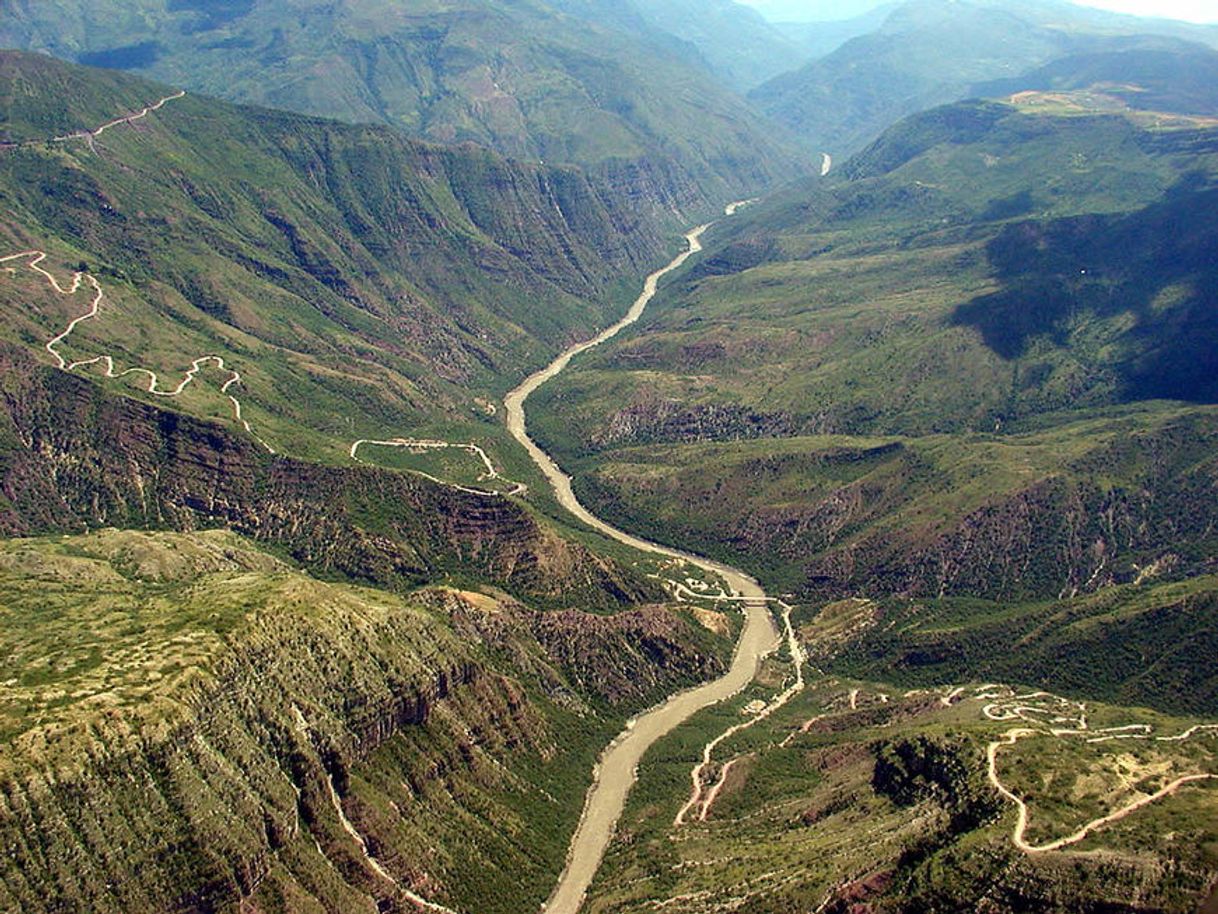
[0,596,483,914]
[0,533,726,914]
[265,120,673,311]
[796,419,1218,602]
[437,590,726,708]
[0,345,655,608]
[576,415,1218,606]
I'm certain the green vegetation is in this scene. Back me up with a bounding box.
[529,407,1218,607]
[532,103,1218,456]
[831,576,1218,716]
[528,101,1218,619]
[0,528,286,744]
[0,342,675,613]
[3,13,1218,913]
[0,50,680,472]
[0,51,723,610]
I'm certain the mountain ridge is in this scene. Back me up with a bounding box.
[2,8,1218,914]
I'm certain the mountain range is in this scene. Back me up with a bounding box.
[751,0,1218,154]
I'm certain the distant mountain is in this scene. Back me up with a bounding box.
[770,4,899,61]
[628,0,812,91]
[752,0,1082,154]
[0,0,806,205]
[751,0,1218,155]
[973,35,1218,115]
[625,0,905,90]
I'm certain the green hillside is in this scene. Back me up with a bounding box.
[0,0,807,202]
[525,99,1218,710]
[583,649,1218,913]
[0,51,684,468]
[973,35,1218,116]
[3,10,1218,914]
[831,575,1218,716]
[532,102,1218,449]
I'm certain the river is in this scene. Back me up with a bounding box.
[503,212,780,914]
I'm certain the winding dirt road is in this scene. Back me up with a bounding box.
[980,688,1218,854]
[0,94,278,451]
[295,707,459,914]
[0,249,273,452]
[56,90,186,143]
[349,438,527,496]
[505,211,781,914]
[673,602,805,827]
[0,89,187,152]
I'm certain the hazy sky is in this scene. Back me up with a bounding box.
[1070,0,1218,21]
[734,0,1218,23]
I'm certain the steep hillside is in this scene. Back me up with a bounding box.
[564,410,1218,604]
[0,48,761,914]
[0,342,658,609]
[0,529,728,914]
[0,0,806,204]
[0,50,682,466]
[533,103,1218,454]
[750,0,1218,155]
[831,574,1218,716]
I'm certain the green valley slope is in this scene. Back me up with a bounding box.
[3,22,1218,914]
[0,50,682,467]
[514,94,1218,914]
[0,528,729,914]
[0,51,750,913]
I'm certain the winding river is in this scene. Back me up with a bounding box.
[504,213,781,914]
